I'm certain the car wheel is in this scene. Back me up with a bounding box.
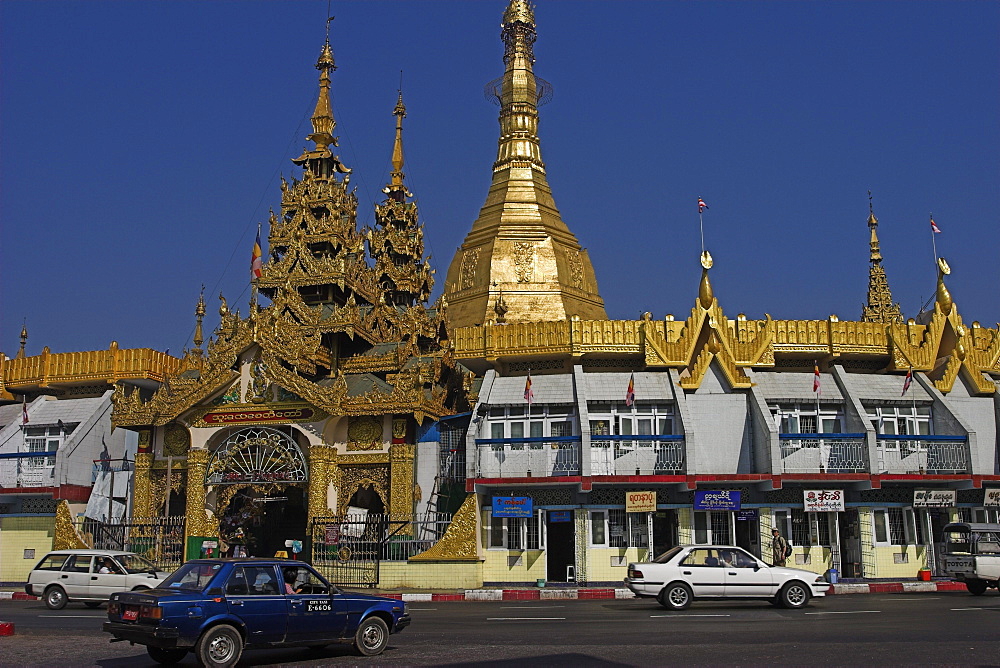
[966,579,988,595]
[84,601,103,609]
[657,582,693,611]
[779,581,811,609]
[353,615,389,656]
[195,624,243,668]
[44,586,68,610]
[147,646,189,664]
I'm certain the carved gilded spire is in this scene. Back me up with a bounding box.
[387,91,409,196]
[442,0,606,327]
[292,38,350,178]
[371,91,433,308]
[860,193,903,323]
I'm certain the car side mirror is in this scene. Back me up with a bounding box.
[753,563,760,572]
[206,587,223,596]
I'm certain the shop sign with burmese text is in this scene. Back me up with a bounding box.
[984,489,1000,507]
[493,496,533,518]
[913,489,956,508]
[803,490,845,512]
[694,490,741,511]
[626,491,656,513]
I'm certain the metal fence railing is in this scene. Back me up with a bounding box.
[779,434,868,473]
[474,437,581,477]
[0,451,57,488]
[876,435,969,474]
[72,516,185,572]
[310,512,453,588]
[590,436,685,475]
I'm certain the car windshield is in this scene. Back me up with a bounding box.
[116,554,159,574]
[652,546,683,564]
[159,562,223,591]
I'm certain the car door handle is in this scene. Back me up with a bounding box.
[682,571,692,575]
[61,575,68,579]
[231,600,243,606]
[91,576,98,580]
[728,572,737,576]
[290,600,302,606]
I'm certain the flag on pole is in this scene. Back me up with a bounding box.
[251,228,264,279]
[524,372,534,405]
[698,197,709,213]
[930,217,941,234]
[21,396,29,425]
[901,368,913,397]
[625,372,636,407]
[813,361,821,394]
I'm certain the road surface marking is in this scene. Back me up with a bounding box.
[38,614,105,618]
[950,607,989,611]
[487,617,566,620]
[650,614,731,618]
[501,605,566,609]
[876,597,940,600]
[805,610,880,615]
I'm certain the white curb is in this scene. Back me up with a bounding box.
[464,589,503,601]
[401,593,433,602]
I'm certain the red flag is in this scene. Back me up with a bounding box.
[813,362,821,394]
[698,197,709,213]
[930,217,941,234]
[251,228,264,279]
[524,373,534,405]
[21,397,29,425]
[901,368,913,397]
[625,372,635,407]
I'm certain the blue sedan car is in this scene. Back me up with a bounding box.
[103,558,410,666]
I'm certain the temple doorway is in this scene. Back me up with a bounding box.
[219,485,308,558]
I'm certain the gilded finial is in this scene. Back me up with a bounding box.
[384,86,411,197]
[698,251,714,309]
[936,257,953,314]
[861,192,902,323]
[292,21,351,176]
[193,286,206,349]
[493,283,508,324]
[218,292,228,317]
[17,321,27,359]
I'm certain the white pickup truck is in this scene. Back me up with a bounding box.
[940,522,1000,595]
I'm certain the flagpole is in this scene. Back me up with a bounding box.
[699,211,705,254]
[929,213,938,271]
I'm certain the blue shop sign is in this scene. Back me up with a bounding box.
[493,496,533,518]
[736,509,758,521]
[694,490,742,511]
[548,510,572,523]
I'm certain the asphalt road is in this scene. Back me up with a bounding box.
[2,591,998,666]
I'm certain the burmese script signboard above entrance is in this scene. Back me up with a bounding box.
[197,405,319,427]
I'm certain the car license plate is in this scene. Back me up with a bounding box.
[122,608,139,621]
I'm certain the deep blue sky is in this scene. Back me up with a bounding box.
[2,1,997,357]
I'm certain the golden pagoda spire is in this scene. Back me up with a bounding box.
[860,192,903,323]
[385,89,411,199]
[292,30,350,177]
[17,322,27,359]
[442,0,607,327]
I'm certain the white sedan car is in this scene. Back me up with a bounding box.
[625,545,830,610]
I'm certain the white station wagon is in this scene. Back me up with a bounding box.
[625,545,830,610]
[26,549,170,610]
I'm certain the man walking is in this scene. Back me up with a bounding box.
[771,528,789,566]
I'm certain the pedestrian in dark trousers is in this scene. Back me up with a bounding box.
[771,528,789,566]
